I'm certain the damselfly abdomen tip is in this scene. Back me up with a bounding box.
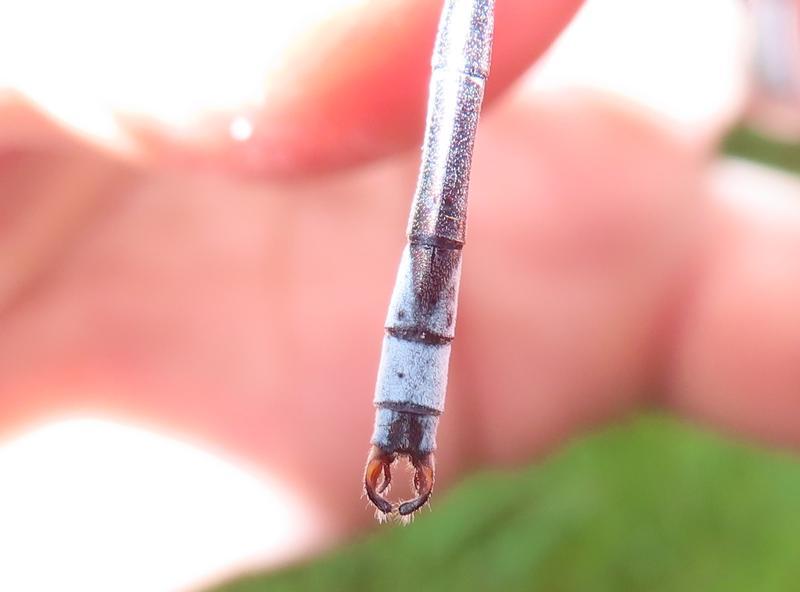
[363,0,493,520]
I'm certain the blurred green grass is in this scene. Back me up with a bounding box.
[724,127,800,174]
[213,128,800,592]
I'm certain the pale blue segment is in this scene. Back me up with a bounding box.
[384,245,462,337]
[373,335,450,413]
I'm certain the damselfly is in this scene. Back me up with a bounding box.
[363,0,494,520]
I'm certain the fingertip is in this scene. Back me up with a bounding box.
[247,0,585,177]
[3,1,583,178]
[669,160,800,449]
[125,0,584,178]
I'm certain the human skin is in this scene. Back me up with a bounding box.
[2,0,800,572]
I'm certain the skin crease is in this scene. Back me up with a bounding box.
[1,0,800,570]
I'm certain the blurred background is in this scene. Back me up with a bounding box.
[1,0,800,591]
[219,413,800,592]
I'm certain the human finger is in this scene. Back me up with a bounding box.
[667,159,800,448]
[0,0,583,176]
